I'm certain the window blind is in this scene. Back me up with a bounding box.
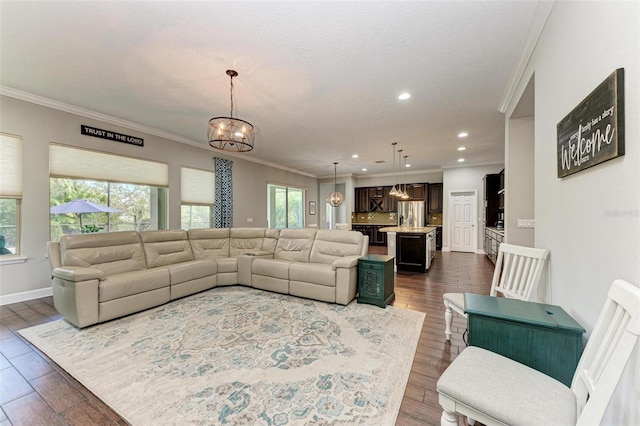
[0,134,23,198]
[49,144,169,187]
[181,167,215,204]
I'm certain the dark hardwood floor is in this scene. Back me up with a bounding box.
[0,249,494,425]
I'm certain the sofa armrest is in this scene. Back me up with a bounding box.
[237,253,274,285]
[52,266,104,282]
[332,256,360,270]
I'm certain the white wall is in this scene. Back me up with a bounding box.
[0,95,318,301]
[504,2,639,423]
[442,164,503,252]
[505,116,535,246]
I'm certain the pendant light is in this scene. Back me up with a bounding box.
[389,142,399,196]
[395,149,406,197]
[208,70,255,152]
[327,162,344,207]
[401,155,410,199]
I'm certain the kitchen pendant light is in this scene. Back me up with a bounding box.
[401,155,410,199]
[208,70,255,152]
[395,149,406,197]
[327,162,344,207]
[389,142,399,196]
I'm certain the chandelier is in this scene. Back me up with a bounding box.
[208,70,255,152]
[327,162,344,207]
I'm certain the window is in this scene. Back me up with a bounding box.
[181,167,214,229]
[267,184,305,228]
[49,144,168,240]
[0,134,22,256]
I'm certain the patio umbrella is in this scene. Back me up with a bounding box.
[50,199,122,229]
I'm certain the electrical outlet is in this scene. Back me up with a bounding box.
[247,217,253,223]
[517,219,535,228]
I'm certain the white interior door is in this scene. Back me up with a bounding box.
[450,191,476,253]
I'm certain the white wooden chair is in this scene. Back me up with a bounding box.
[436,279,640,426]
[443,243,549,341]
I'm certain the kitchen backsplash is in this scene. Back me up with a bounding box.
[428,213,443,225]
[351,211,443,225]
[351,212,397,224]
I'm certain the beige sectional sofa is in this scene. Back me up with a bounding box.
[48,227,368,328]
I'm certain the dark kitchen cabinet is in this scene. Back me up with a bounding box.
[428,183,443,213]
[396,232,426,273]
[484,173,501,228]
[405,183,426,201]
[355,188,369,213]
[372,225,387,245]
[385,186,398,212]
[435,226,442,250]
[353,224,387,246]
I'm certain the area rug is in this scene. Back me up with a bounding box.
[19,287,424,425]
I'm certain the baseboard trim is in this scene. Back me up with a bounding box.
[0,287,53,306]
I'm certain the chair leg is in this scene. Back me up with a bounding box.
[441,409,458,426]
[444,301,453,341]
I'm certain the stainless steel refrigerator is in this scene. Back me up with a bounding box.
[397,201,426,228]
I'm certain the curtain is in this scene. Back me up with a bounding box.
[214,157,233,228]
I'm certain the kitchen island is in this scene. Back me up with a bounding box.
[378,226,438,272]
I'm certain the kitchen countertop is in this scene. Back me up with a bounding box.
[378,226,438,233]
[485,226,505,236]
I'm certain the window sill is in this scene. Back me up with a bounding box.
[0,256,27,266]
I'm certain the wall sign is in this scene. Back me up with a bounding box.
[557,68,624,178]
[81,125,144,147]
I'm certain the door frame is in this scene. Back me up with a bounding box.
[448,190,478,253]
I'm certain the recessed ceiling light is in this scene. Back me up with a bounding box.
[458,158,465,162]
[361,168,367,172]
[405,163,411,168]
[398,93,411,100]
[458,146,466,151]
[352,154,359,158]
[458,132,468,138]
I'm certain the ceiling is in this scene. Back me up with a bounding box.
[0,1,542,179]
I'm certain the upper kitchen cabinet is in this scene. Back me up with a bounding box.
[368,186,385,212]
[428,183,443,213]
[355,188,369,213]
[405,183,427,201]
[385,186,397,212]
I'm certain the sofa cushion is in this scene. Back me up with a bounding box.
[252,258,292,280]
[59,231,146,276]
[289,263,336,287]
[140,230,194,268]
[274,228,317,262]
[166,260,217,285]
[99,268,170,302]
[310,230,364,265]
[188,228,231,259]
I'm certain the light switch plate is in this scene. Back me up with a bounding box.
[517,219,535,228]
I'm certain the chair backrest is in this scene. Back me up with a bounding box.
[489,243,549,301]
[573,279,640,425]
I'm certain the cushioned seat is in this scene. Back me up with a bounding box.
[99,268,170,302]
[289,263,335,287]
[438,346,576,425]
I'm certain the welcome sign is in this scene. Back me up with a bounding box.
[556,69,624,178]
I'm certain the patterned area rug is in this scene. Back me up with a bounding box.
[19,287,424,425]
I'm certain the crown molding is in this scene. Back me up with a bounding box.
[0,86,318,179]
[498,1,555,113]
